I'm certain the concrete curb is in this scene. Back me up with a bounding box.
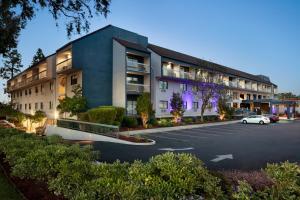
[126,120,240,135]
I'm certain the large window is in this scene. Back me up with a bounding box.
[183,101,187,109]
[159,81,168,90]
[180,83,187,91]
[159,101,168,109]
[40,102,43,110]
[35,103,38,110]
[126,74,143,84]
[193,102,198,109]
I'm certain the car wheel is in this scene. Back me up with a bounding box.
[259,120,264,125]
[242,120,247,124]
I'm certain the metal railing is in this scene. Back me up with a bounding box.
[127,83,150,93]
[57,119,119,137]
[126,60,150,73]
[162,68,194,80]
[56,58,72,72]
[8,70,47,91]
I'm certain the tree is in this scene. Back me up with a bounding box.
[31,48,45,66]
[277,92,297,99]
[196,73,225,122]
[170,92,184,123]
[0,48,23,79]
[57,85,87,117]
[0,0,111,56]
[136,93,153,128]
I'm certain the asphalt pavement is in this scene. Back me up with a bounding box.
[92,120,300,170]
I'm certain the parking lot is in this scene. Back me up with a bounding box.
[93,120,300,170]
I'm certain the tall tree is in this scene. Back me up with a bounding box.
[31,48,45,66]
[277,92,297,99]
[136,92,153,128]
[0,0,111,56]
[170,92,184,123]
[0,48,23,79]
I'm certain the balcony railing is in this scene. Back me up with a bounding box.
[127,83,150,93]
[162,68,194,80]
[229,82,238,87]
[56,58,72,72]
[126,60,150,73]
[8,70,47,91]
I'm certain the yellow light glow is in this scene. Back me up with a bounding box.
[54,110,59,120]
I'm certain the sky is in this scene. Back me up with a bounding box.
[1,0,300,102]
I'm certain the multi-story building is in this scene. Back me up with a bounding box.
[7,25,278,119]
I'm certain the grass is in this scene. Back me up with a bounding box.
[0,169,23,200]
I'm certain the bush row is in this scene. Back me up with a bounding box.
[0,128,299,200]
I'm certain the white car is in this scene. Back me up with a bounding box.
[241,115,270,125]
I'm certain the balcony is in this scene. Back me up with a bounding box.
[162,68,194,80]
[127,83,150,93]
[229,82,238,88]
[126,60,150,73]
[56,58,72,73]
[7,70,48,91]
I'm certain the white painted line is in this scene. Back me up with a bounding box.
[158,147,194,151]
[150,134,189,142]
[163,131,208,139]
[210,154,233,162]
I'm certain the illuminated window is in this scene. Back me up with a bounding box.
[71,74,78,85]
[180,83,187,91]
[159,101,168,109]
[159,81,168,90]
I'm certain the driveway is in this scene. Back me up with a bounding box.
[93,120,300,170]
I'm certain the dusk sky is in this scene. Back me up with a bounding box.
[1,0,299,101]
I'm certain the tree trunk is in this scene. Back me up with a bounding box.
[201,105,206,122]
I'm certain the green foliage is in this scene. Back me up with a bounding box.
[158,118,173,127]
[183,117,194,124]
[57,85,87,117]
[0,48,23,79]
[77,112,89,121]
[30,48,45,66]
[122,116,138,128]
[1,0,111,56]
[87,107,117,125]
[32,110,46,123]
[136,93,153,128]
[170,92,184,123]
[99,106,125,123]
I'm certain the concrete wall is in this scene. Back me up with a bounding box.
[112,40,126,107]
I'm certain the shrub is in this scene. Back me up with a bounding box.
[158,118,173,127]
[99,106,125,123]
[122,116,138,128]
[183,117,194,124]
[170,92,184,123]
[136,93,153,128]
[77,112,89,121]
[87,107,117,125]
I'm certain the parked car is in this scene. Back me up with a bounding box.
[241,115,270,125]
[263,114,279,123]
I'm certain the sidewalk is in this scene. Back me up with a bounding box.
[126,120,240,135]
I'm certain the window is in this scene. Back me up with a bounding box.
[35,86,38,94]
[49,101,53,109]
[25,104,27,110]
[19,104,22,110]
[159,101,168,109]
[193,102,198,109]
[17,92,19,98]
[35,103,38,110]
[50,82,53,91]
[180,83,187,91]
[40,102,43,110]
[71,74,78,85]
[28,88,31,95]
[25,90,27,96]
[41,84,44,93]
[183,101,187,109]
[28,103,31,110]
[159,81,168,90]
[20,91,22,97]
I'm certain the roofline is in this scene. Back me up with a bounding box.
[56,24,113,52]
[148,43,277,86]
[113,37,150,54]
[8,53,55,82]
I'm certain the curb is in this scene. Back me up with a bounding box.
[126,120,240,135]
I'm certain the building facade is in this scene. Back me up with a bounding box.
[7,25,278,119]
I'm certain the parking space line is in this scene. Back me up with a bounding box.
[163,131,208,139]
[150,134,189,142]
[177,129,226,136]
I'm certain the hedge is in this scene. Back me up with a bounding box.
[0,127,300,200]
[87,107,117,125]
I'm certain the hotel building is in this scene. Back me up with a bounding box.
[7,25,278,119]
